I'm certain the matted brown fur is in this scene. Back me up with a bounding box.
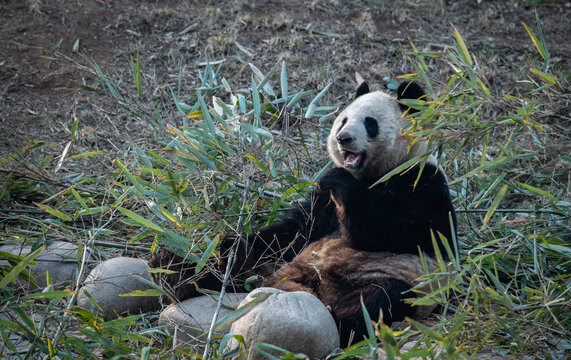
[268,236,440,319]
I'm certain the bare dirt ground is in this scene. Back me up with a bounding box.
[1,0,569,173]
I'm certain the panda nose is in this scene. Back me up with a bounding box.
[336,133,353,145]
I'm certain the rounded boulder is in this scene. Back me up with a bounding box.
[77,257,159,319]
[0,241,81,289]
[159,292,248,345]
[229,287,339,360]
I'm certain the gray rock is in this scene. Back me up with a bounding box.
[229,288,339,360]
[0,241,81,289]
[159,292,249,346]
[77,257,159,319]
[0,310,43,358]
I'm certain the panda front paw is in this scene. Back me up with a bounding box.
[317,167,357,193]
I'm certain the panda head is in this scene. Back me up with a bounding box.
[327,81,426,182]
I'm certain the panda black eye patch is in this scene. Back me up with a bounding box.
[364,117,379,138]
[337,117,348,133]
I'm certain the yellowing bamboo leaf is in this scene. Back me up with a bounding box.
[521,118,543,130]
[522,22,548,61]
[396,73,419,79]
[22,290,76,300]
[481,184,508,230]
[35,202,73,221]
[71,150,108,158]
[453,27,472,66]
[119,289,163,297]
[529,68,556,84]
[247,154,269,174]
[147,268,176,274]
[476,77,491,97]
[48,338,55,358]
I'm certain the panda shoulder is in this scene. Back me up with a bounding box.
[425,155,449,183]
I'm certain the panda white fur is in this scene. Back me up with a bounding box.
[149,80,456,346]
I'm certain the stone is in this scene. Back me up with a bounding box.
[0,241,81,289]
[77,257,160,319]
[159,292,249,346]
[229,288,339,360]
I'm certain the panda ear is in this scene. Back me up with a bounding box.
[397,81,425,113]
[397,81,425,101]
[355,81,370,99]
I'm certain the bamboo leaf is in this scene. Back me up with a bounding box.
[185,110,203,119]
[195,235,219,274]
[127,133,152,168]
[78,205,111,216]
[213,293,270,331]
[449,156,509,185]
[453,27,472,66]
[94,61,123,100]
[473,173,506,209]
[251,76,261,120]
[71,116,79,139]
[522,22,549,61]
[238,93,247,114]
[70,150,108,158]
[529,68,556,84]
[407,318,444,341]
[0,245,45,288]
[247,154,269,174]
[135,51,141,97]
[198,90,216,135]
[117,207,164,232]
[309,83,331,110]
[54,141,72,173]
[516,181,556,202]
[481,184,508,230]
[147,268,176,274]
[114,159,144,196]
[476,76,491,97]
[22,290,76,300]
[119,289,163,297]
[371,155,426,187]
[249,62,277,97]
[360,294,376,343]
[286,90,306,108]
[35,202,73,221]
[280,61,288,102]
[240,123,273,139]
[132,274,165,291]
[71,188,89,210]
[0,327,20,357]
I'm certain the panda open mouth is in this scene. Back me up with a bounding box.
[343,151,364,169]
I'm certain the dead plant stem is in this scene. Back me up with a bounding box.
[202,178,251,359]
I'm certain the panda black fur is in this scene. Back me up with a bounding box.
[322,81,455,255]
[149,80,456,346]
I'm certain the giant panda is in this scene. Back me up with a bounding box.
[149,80,456,346]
